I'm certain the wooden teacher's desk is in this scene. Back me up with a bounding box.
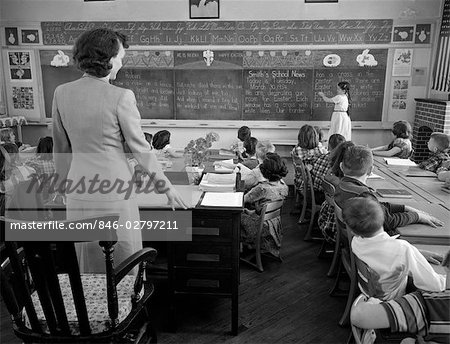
[136,184,242,336]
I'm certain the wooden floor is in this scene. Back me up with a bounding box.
[1,191,350,344]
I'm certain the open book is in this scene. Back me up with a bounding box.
[377,188,412,198]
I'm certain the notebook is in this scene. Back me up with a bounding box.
[400,168,436,177]
[199,173,236,192]
[376,189,413,198]
[200,192,243,207]
[383,158,417,167]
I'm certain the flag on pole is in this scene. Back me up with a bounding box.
[432,0,450,92]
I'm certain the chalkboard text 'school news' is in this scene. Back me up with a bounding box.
[40,49,387,122]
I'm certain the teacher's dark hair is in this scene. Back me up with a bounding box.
[73,28,129,78]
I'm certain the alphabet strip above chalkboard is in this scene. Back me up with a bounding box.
[41,20,393,46]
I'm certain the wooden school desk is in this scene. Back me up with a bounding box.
[372,156,450,205]
[136,184,243,336]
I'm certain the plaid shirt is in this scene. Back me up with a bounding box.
[310,153,331,192]
[291,146,327,191]
[418,150,450,173]
[25,158,55,176]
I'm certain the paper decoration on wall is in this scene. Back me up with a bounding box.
[392,26,414,42]
[5,27,18,46]
[415,24,431,44]
[12,87,34,109]
[0,116,27,128]
[412,67,427,86]
[190,0,220,19]
[393,49,413,76]
[20,28,41,44]
[203,49,214,66]
[392,79,408,110]
[356,49,378,67]
[8,51,32,80]
[51,50,70,67]
[323,54,341,67]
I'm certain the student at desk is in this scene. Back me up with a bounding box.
[152,130,183,159]
[241,153,288,257]
[419,133,450,173]
[351,249,450,344]
[343,197,445,301]
[371,120,412,158]
[334,146,443,237]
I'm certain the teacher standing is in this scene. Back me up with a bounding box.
[52,28,186,273]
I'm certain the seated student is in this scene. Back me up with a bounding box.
[334,145,443,236]
[311,133,346,192]
[0,143,35,208]
[0,127,28,150]
[241,137,259,169]
[314,126,326,152]
[372,120,413,158]
[343,197,445,301]
[243,140,276,191]
[419,132,450,173]
[25,136,55,177]
[231,126,251,158]
[241,153,288,257]
[152,130,183,158]
[291,124,328,192]
[351,250,450,344]
[315,138,350,242]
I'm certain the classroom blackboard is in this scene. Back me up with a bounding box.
[41,20,393,46]
[39,49,388,121]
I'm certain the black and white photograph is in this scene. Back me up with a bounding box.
[1,1,450,344]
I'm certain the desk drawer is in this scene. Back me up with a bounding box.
[172,243,232,268]
[191,217,233,239]
[173,270,232,294]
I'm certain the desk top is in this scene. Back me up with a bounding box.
[372,156,449,205]
[414,244,449,275]
[395,202,450,245]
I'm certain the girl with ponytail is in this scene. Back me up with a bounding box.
[318,81,352,141]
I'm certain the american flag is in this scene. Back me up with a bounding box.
[432,0,450,92]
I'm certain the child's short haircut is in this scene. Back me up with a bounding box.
[255,140,275,161]
[238,126,251,142]
[244,137,258,157]
[297,125,319,150]
[430,132,450,152]
[392,121,412,139]
[328,134,346,151]
[343,196,384,237]
[342,145,373,177]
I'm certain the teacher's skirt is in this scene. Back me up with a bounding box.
[329,111,351,141]
[67,197,143,274]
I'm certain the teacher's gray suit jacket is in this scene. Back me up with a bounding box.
[52,75,157,201]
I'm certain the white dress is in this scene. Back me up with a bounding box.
[328,94,351,141]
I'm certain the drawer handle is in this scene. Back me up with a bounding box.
[186,279,220,288]
[186,253,220,262]
[192,227,219,236]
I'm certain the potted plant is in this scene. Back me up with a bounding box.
[184,132,220,182]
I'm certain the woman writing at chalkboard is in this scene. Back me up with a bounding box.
[318,81,352,141]
[52,28,187,273]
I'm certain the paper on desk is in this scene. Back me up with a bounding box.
[384,158,417,166]
[201,192,243,207]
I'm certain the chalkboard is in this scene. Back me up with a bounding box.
[113,69,174,119]
[41,20,393,46]
[39,49,388,122]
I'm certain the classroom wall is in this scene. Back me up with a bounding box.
[0,0,443,149]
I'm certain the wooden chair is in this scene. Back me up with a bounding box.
[318,179,336,259]
[1,215,158,343]
[240,199,284,272]
[291,153,321,240]
[329,203,359,327]
[291,151,308,224]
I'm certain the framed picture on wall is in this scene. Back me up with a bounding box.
[19,28,42,45]
[392,26,414,43]
[5,27,19,46]
[190,0,220,19]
